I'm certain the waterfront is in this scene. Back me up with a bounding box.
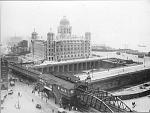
[92,51,150,112]
[92,51,150,66]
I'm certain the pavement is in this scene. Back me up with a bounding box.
[123,96,150,112]
[112,81,150,95]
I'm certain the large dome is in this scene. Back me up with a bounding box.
[60,16,70,26]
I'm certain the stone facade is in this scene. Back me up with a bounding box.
[47,16,91,61]
[32,39,47,60]
[31,16,91,62]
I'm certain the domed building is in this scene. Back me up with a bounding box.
[60,16,70,26]
[47,16,91,61]
[31,16,91,62]
[57,16,72,36]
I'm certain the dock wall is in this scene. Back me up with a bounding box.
[117,89,150,100]
[89,68,150,91]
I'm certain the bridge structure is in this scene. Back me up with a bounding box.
[76,87,132,112]
[7,60,133,112]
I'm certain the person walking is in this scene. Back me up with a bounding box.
[132,102,136,108]
[52,109,54,113]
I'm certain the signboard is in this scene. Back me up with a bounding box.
[1,58,8,90]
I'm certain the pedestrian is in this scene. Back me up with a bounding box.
[52,109,54,113]
[75,107,78,111]
[132,102,136,108]
[32,99,34,102]
[18,92,20,97]
[72,106,74,110]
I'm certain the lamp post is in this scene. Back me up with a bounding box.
[0,49,1,113]
[144,54,145,67]
[138,45,146,67]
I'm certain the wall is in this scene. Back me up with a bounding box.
[117,89,150,100]
[89,68,150,91]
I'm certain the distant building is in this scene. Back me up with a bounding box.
[31,16,91,62]
[47,16,91,61]
[7,36,22,47]
[32,39,47,60]
[31,29,47,61]
[31,29,39,54]
[10,40,29,55]
[1,58,8,90]
[92,44,115,52]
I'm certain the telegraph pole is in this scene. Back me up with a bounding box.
[0,2,2,113]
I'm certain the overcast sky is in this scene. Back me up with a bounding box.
[1,0,150,52]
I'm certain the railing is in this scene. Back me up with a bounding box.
[76,87,132,112]
[76,87,113,112]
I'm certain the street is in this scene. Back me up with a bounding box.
[1,80,77,113]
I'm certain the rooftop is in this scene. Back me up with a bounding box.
[76,64,150,83]
[60,16,70,26]
[39,74,75,89]
[33,57,101,68]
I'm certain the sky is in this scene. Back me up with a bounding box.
[1,0,150,52]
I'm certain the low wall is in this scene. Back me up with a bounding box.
[89,68,150,91]
[117,89,150,100]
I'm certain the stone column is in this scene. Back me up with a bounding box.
[76,63,78,72]
[86,62,87,70]
[64,65,67,72]
[81,63,83,71]
[68,64,70,72]
[89,62,91,69]
[41,68,44,73]
[83,62,85,70]
[58,66,59,72]
[46,67,49,73]
[52,66,54,72]
[62,65,64,72]
[72,64,74,72]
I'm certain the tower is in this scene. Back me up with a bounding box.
[31,28,38,40]
[31,29,38,57]
[85,32,91,41]
[47,29,55,61]
[85,32,91,58]
[57,16,72,37]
